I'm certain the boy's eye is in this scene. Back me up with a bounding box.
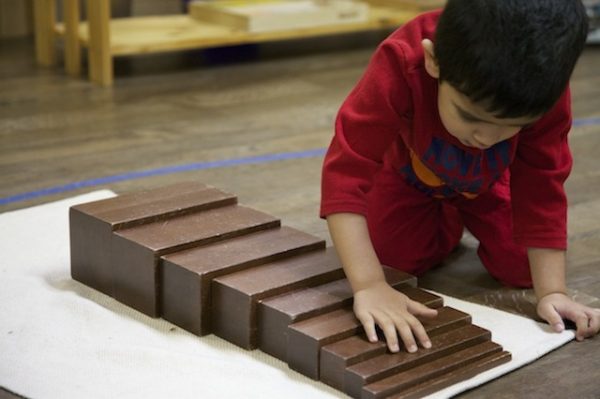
[459,112,479,123]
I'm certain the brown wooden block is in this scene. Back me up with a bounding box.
[389,351,511,399]
[161,226,325,336]
[211,247,345,349]
[343,324,491,397]
[286,288,445,380]
[361,341,503,399]
[320,306,472,391]
[257,267,417,362]
[70,182,236,296]
[111,205,280,316]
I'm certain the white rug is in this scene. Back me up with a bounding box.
[0,191,575,399]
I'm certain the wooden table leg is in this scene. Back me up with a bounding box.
[86,0,113,86]
[33,0,57,66]
[64,0,81,77]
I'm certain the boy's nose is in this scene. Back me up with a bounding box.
[472,131,498,148]
[473,125,518,147]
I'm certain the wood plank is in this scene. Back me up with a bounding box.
[64,8,417,57]
[160,227,326,335]
[64,0,81,76]
[33,0,56,65]
[86,0,112,85]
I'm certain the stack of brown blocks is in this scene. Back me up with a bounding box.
[70,181,511,399]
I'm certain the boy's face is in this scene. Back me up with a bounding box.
[422,39,540,149]
[436,82,539,149]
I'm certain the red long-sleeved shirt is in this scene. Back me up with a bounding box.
[320,10,572,249]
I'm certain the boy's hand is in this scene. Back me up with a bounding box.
[537,292,600,340]
[353,281,438,353]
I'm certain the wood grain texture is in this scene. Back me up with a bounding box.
[0,36,599,398]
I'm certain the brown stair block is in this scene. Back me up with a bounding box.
[361,341,505,399]
[286,289,445,380]
[68,181,512,399]
[388,350,511,399]
[211,247,345,349]
[320,307,472,392]
[111,205,280,316]
[258,267,417,362]
[161,226,325,336]
[343,324,491,398]
[70,182,236,295]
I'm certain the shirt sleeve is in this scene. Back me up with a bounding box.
[510,89,573,249]
[320,40,411,218]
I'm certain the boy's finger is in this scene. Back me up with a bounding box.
[377,318,400,353]
[575,314,592,340]
[539,304,564,332]
[395,320,417,353]
[407,300,438,318]
[405,314,432,349]
[585,309,600,334]
[356,313,378,342]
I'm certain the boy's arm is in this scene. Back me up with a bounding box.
[529,248,600,340]
[327,212,437,353]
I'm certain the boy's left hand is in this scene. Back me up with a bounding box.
[537,292,600,341]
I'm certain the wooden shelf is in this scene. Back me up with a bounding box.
[38,0,418,86]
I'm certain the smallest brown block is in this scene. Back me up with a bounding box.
[389,351,511,399]
[319,306,471,391]
[343,324,491,398]
[361,341,504,399]
[287,288,444,380]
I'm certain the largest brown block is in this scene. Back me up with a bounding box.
[161,226,325,336]
[69,182,236,296]
[111,204,280,316]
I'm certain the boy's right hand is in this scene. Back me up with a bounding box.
[353,281,438,353]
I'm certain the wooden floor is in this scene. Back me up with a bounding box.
[0,35,599,398]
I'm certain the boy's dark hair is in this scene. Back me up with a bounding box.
[435,0,589,118]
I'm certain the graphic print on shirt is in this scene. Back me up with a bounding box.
[399,137,513,198]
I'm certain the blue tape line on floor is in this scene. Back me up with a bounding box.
[2,115,599,207]
[0,148,327,206]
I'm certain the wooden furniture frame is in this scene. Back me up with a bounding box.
[33,0,419,87]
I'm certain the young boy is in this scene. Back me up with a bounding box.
[321,0,600,354]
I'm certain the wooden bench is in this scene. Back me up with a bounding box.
[32,0,419,86]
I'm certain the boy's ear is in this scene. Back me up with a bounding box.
[422,39,440,79]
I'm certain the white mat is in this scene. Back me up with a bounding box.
[0,191,575,399]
